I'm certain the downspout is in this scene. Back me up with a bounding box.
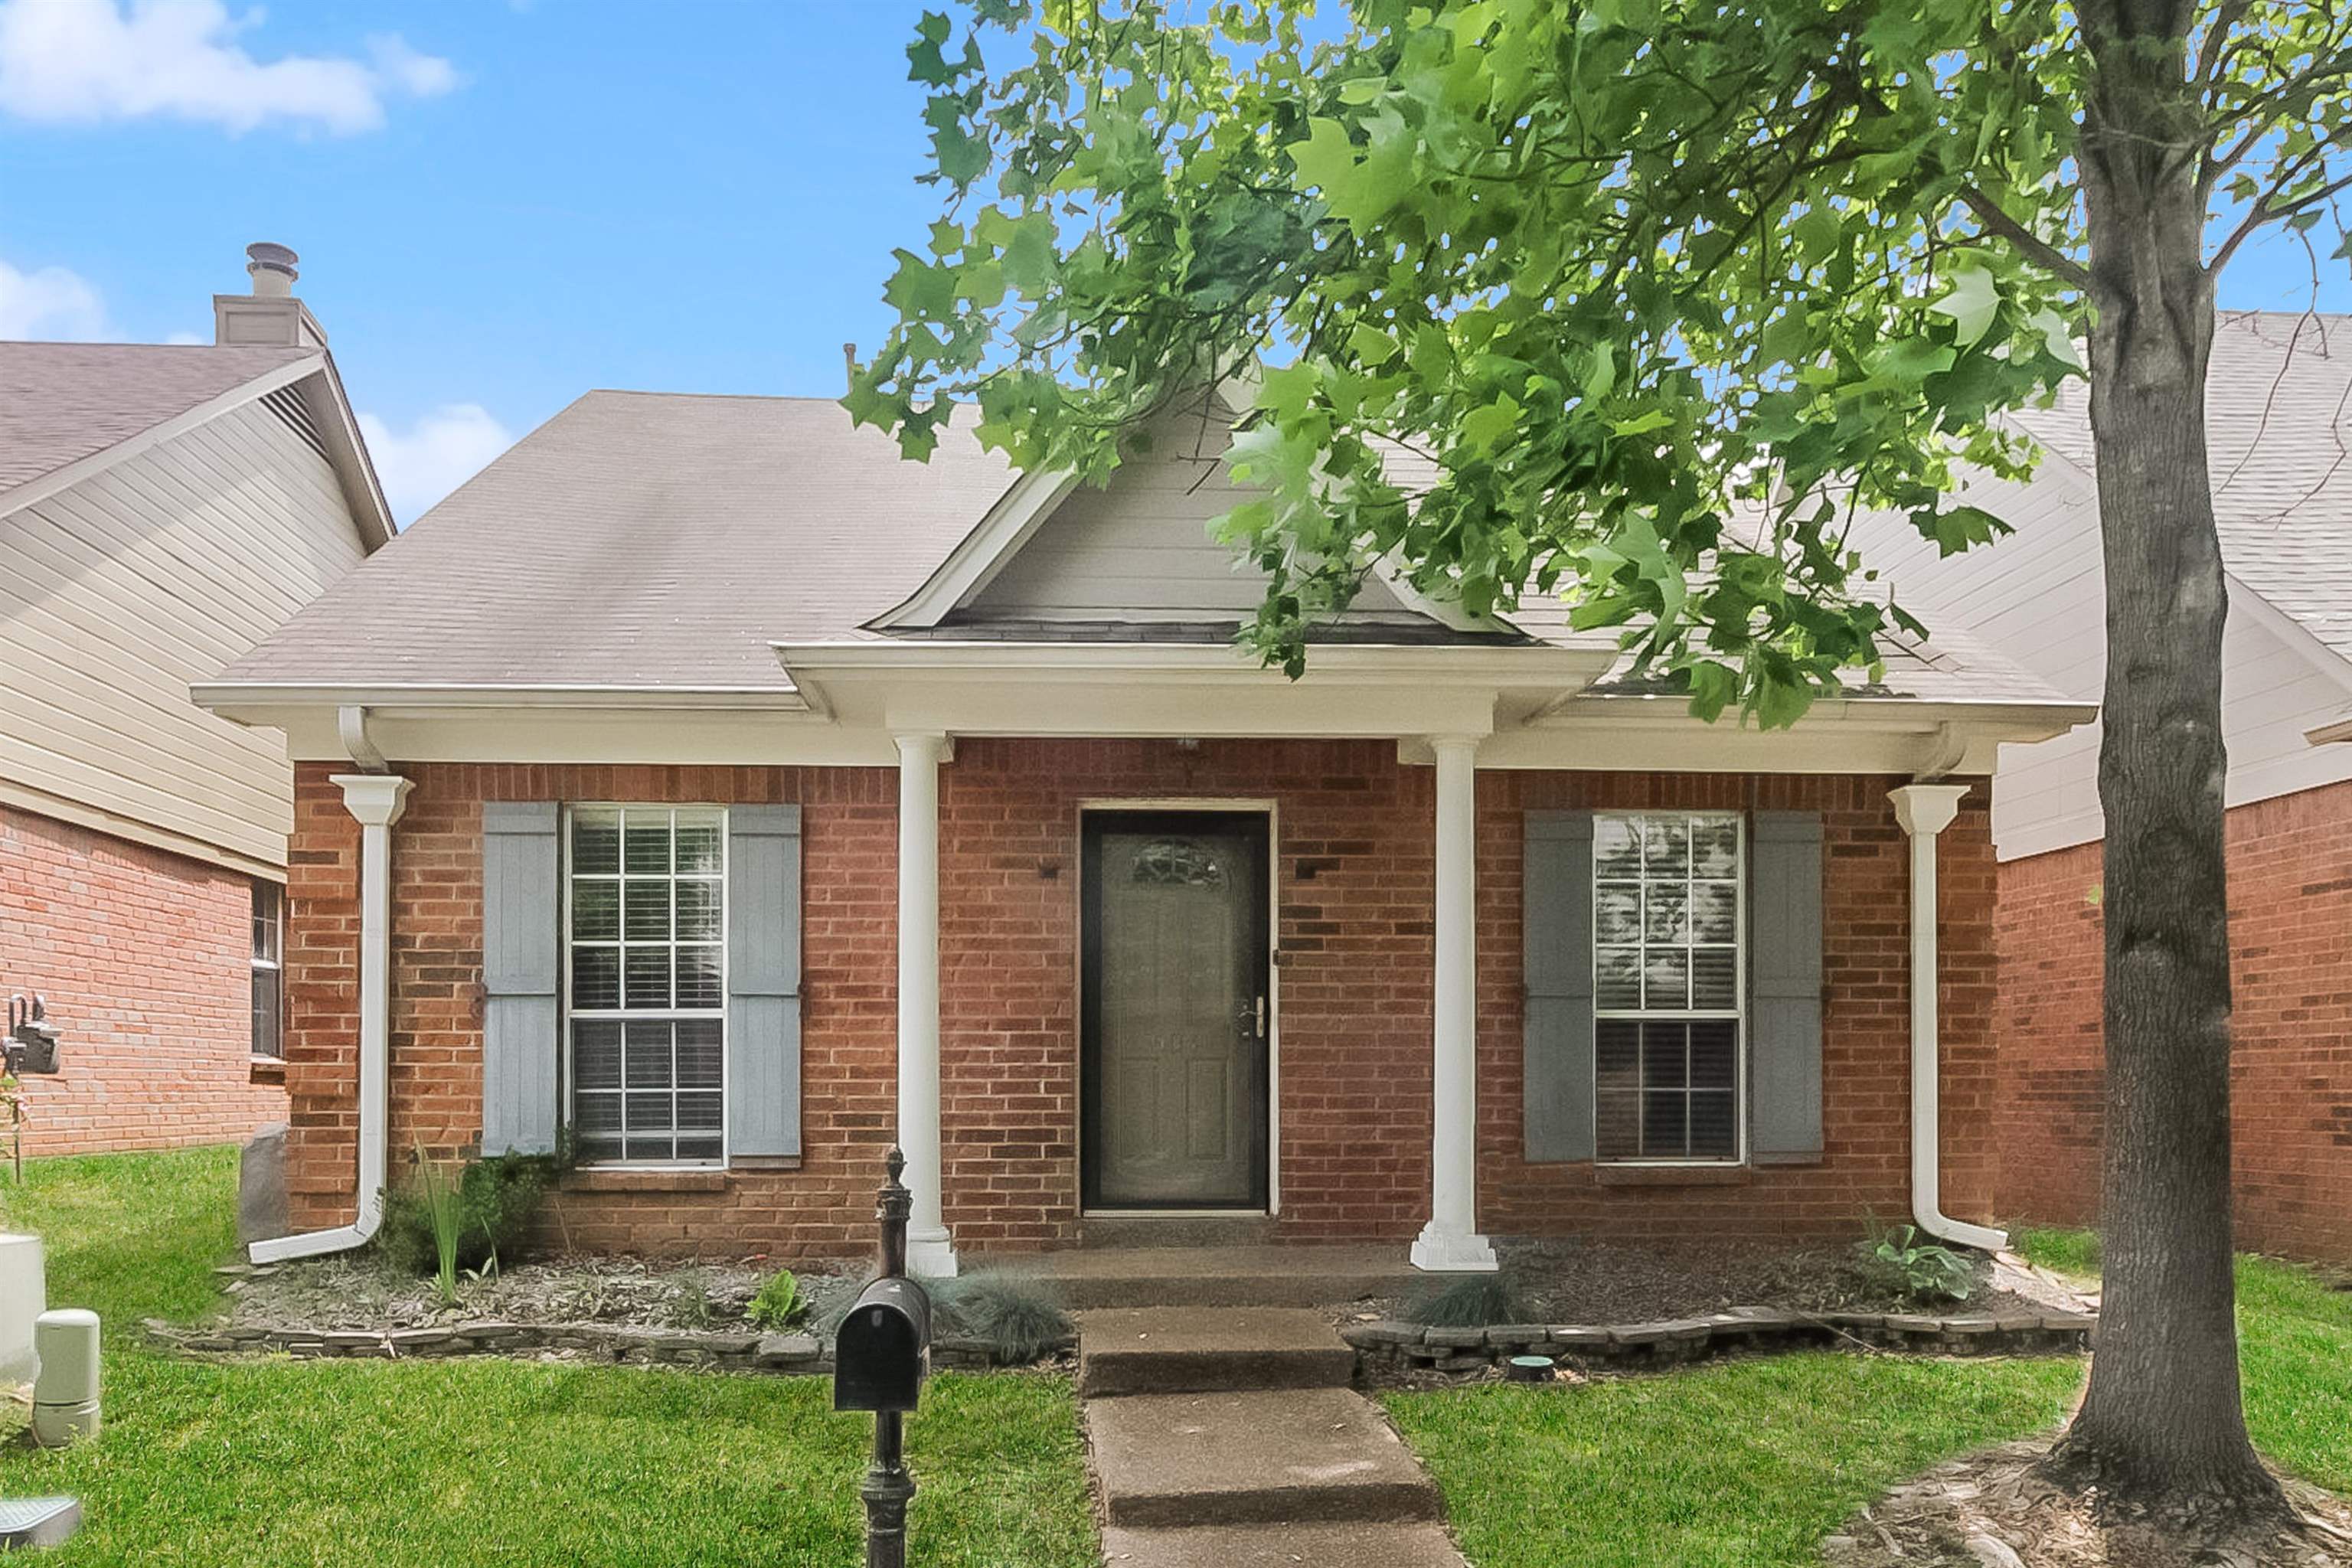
[250,711,410,1263]
[1888,782,2009,1253]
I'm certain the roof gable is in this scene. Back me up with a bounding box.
[2011,309,2352,669]
[0,341,394,550]
[877,390,1484,642]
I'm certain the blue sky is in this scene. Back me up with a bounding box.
[2,0,2346,523]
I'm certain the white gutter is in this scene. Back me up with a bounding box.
[1889,782,2008,1253]
[250,773,413,1263]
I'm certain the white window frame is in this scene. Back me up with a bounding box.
[1590,810,1747,1167]
[250,880,284,1061]
[560,804,729,1169]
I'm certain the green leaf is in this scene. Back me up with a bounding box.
[1581,341,1616,404]
[1348,322,1402,365]
[2027,308,2085,371]
[1460,394,1523,453]
[880,249,957,320]
[1609,410,1674,436]
[1929,262,2000,348]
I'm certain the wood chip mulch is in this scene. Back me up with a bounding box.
[1824,1439,2352,1568]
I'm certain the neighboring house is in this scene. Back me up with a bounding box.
[196,384,2089,1271]
[1849,310,2352,1263]
[1,245,393,1156]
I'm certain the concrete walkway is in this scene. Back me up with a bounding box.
[1079,1306,1467,1568]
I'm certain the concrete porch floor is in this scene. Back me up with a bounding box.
[965,1243,1421,1310]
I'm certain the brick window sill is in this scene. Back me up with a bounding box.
[1594,1163,1751,1187]
[560,1168,731,1194]
[248,1055,286,1086]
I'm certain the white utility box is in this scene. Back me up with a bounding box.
[0,1233,44,1384]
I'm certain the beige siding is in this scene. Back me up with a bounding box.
[1848,454,2352,861]
[970,407,1412,619]
[0,395,369,868]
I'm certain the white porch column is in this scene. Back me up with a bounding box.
[1889,782,2007,1253]
[1413,734,1498,1272]
[896,732,959,1277]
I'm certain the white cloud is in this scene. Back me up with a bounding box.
[0,256,108,338]
[358,404,514,524]
[162,328,204,345]
[0,0,456,136]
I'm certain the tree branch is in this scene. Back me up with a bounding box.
[2209,141,2352,275]
[1955,186,2093,290]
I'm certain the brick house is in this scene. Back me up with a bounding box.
[197,386,2088,1271]
[1851,311,2352,1263]
[1,246,390,1157]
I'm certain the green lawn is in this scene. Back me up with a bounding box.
[1390,1227,2352,1568]
[2014,1224,2352,1494]
[1388,1353,2082,1568]
[0,1148,1098,1567]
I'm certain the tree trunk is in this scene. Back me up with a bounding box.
[2041,0,2286,1525]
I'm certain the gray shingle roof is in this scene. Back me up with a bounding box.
[217,390,1019,692]
[0,341,315,499]
[2014,310,2352,662]
[217,383,2067,706]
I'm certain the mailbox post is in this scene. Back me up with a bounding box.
[835,1148,930,1568]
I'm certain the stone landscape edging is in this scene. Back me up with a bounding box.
[143,1318,1074,1374]
[1343,1305,2098,1378]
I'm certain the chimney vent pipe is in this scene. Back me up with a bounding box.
[246,242,299,298]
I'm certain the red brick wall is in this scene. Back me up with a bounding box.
[0,803,285,1155]
[280,750,2001,1258]
[1996,778,2352,1261]
[284,764,900,1255]
[1478,773,1999,1238]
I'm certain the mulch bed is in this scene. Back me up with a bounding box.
[1353,1236,2056,1325]
[1824,1439,2352,1568]
[212,1251,861,1337]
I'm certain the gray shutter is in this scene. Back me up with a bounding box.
[482,802,560,1156]
[1524,810,1596,1162]
[727,805,803,1157]
[1749,811,1825,1162]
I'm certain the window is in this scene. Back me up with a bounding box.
[250,882,283,1060]
[566,807,726,1165]
[1592,813,1743,1162]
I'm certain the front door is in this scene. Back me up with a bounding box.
[1082,811,1270,1210]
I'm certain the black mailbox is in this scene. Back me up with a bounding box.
[834,1276,931,1413]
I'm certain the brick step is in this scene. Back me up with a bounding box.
[1085,1387,1444,1530]
[1099,1521,1466,1567]
[1077,1307,1354,1396]
[976,1244,1416,1310]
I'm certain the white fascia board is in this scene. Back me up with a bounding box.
[1526,691,2097,737]
[773,638,1612,688]
[252,707,893,767]
[0,353,325,521]
[866,466,1078,629]
[1485,693,2095,775]
[192,681,818,714]
[303,356,397,550]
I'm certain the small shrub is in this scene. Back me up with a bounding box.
[1854,1217,1977,1304]
[1406,1272,1530,1328]
[745,1269,805,1331]
[381,1151,558,1279]
[409,1142,465,1308]
[665,1269,716,1329]
[933,1272,1073,1364]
